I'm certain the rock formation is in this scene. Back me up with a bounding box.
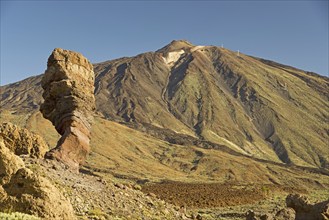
[0,122,48,158]
[247,194,329,220]
[286,194,329,220]
[40,48,95,169]
[0,137,76,219]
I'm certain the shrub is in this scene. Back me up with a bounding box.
[0,212,40,220]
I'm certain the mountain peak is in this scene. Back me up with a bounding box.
[157,39,195,54]
[169,39,194,46]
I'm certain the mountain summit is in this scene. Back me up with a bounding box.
[1,40,328,171]
[93,40,328,168]
[157,39,195,54]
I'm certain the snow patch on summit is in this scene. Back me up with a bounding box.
[162,50,185,67]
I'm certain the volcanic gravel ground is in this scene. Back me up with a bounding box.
[142,182,277,208]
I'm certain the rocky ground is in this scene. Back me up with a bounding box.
[141,181,329,219]
[1,122,328,219]
[142,182,290,208]
[22,156,329,220]
[22,156,195,219]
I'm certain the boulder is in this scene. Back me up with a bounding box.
[0,122,48,158]
[246,210,259,220]
[0,138,76,219]
[286,194,312,212]
[0,138,25,185]
[310,200,329,220]
[286,194,329,220]
[1,168,76,219]
[40,48,95,170]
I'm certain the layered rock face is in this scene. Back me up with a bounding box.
[40,48,95,169]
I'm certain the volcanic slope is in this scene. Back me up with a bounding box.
[1,40,328,172]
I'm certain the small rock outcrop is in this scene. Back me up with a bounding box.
[0,122,48,158]
[40,48,95,169]
[0,138,76,219]
[286,194,329,220]
[274,207,296,220]
[286,194,311,212]
[248,194,329,220]
[245,210,258,220]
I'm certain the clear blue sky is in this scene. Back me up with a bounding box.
[1,0,328,85]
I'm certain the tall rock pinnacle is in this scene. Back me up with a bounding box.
[40,48,95,170]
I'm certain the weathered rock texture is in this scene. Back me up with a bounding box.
[286,194,329,220]
[0,138,25,185]
[40,48,95,169]
[274,207,296,220]
[1,168,76,219]
[0,138,76,219]
[0,122,48,158]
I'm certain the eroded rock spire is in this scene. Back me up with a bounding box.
[40,48,95,170]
